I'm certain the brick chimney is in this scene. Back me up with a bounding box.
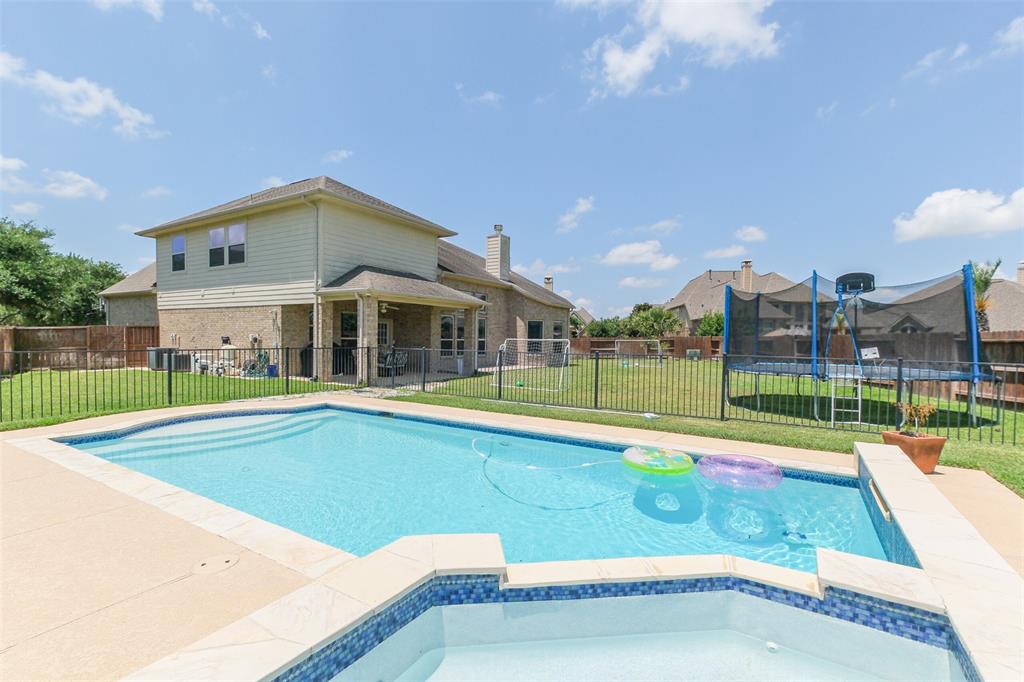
[1018,261,1024,286]
[544,275,554,291]
[486,224,510,281]
[739,259,754,291]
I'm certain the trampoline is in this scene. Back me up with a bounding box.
[723,265,998,427]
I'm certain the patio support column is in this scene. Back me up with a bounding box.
[356,294,378,384]
[464,306,478,375]
[312,298,334,379]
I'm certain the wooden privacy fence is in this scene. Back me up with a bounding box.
[570,335,723,358]
[0,325,159,373]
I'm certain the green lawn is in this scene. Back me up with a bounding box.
[0,368,348,431]
[391,392,1024,497]
[428,357,1016,442]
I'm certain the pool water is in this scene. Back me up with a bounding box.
[73,408,887,571]
[334,591,965,681]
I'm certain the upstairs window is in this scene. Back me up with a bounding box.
[171,235,185,271]
[208,228,225,267]
[208,223,246,266]
[228,223,246,264]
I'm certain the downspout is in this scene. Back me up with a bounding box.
[303,195,321,351]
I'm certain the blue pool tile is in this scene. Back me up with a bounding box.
[273,573,978,682]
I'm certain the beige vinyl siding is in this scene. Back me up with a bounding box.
[320,202,438,283]
[156,204,316,309]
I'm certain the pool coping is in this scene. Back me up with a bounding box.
[5,396,1021,681]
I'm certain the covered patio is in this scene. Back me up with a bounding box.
[312,266,486,384]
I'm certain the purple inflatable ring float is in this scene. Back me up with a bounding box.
[697,454,783,490]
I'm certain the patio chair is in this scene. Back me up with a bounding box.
[377,349,409,377]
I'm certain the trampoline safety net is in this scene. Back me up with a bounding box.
[724,266,984,379]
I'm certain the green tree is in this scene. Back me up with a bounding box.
[696,311,725,336]
[585,317,625,337]
[0,217,125,325]
[626,307,681,338]
[630,302,653,316]
[0,219,59,324]
[569,311,586,337]
[971,259,1001,332]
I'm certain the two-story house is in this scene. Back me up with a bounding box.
[101,176,572,382]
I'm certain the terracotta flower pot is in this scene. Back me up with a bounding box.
[881,431,947,474]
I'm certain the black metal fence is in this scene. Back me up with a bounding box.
[2,345,1020,445]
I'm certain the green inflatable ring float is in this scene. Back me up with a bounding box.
[622,446,694,475]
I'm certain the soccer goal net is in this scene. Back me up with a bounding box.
[492,338,571,392]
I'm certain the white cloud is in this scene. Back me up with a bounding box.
[142,185,171,198]
[252,21,270,40]
[950,42,970,60]
[512,258,581,277]
[118,223,141,232]
[0,155,26,172]
[704,244,747,259]
[995,16,1024,52]
[323,148,354,163]
[192,0,218,17]
[575,297,594,309]
[42,170,108,200]
[558,289,574,298]
[905,47,947,79]
[556,196,595,233]
[136,255,155,265]
[0,155,33,193]
[455,83,504,107]
[646,217,680,234]
[260,176,285,190]
[91,0,163,22]
[582,1,780,97]
[607,305,634,317]
[619,276,667,288]
[893,187,1024,242]
[12,201,41,215]
[735,225,765,242]
[645,76,690,97]
[816,100,838,120]
[0,51,164,139]
[601,240,680,271]
[261,65,277,82]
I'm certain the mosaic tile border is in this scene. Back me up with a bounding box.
[858,463,921,568]
[275,574,979,682]
[57,402,858,488]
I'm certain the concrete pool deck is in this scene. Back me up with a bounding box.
[1,394,1022,680]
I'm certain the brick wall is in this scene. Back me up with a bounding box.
[159,306,287,349]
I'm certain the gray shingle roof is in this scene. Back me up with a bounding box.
[986,279,1024,332]
[574,307,595,324]
[141,176,455,237]
[437,240,572,309]
[99,262,156,296]
[663,269,795,320]
[323,265,484,306]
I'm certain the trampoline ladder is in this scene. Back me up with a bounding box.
[830,377,863,426]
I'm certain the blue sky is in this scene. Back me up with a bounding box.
[1,1,1022,317]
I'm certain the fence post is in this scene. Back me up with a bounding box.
[284,347,290,395]
[497,348,504,400]
[593,350,600,410]
[165,348,174,405]
[420,347,427,392]
[895,357,904,429]
[719,352,728,421]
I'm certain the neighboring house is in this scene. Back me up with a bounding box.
[662,260,795,334]
[99,263,158,325]
[574,307,595,325]
[985,267,1024,333]
[110,176,571,381]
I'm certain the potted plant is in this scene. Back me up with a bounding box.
[881,403,946,474]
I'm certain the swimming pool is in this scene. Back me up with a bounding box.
[314,582,967,682]
[71,407,889,571]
